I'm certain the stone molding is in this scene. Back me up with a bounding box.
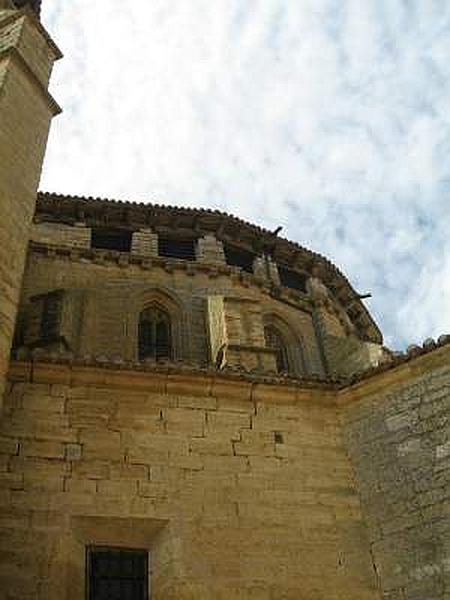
[0,10,61,113]
[0,46,61,113]
[27,240,314,314]
[8,334,450,403]
[8,359,339,401]
[0,6,62,59]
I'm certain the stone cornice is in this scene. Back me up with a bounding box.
[8,336,450,405]
[0,46,61,114]
[27,241,314,314]
[12,1,41,17]
[1,5,63,60]
[8,359,339,405]
[35,192,382,344]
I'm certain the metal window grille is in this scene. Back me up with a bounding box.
[91,228,132,252]
[278,267,307,292]
[223,245,255,273]
[158,238,196,261]
[264,325,289,373]
[138,306,172,360]
[87,547,148,600]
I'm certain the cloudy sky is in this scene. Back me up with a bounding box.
[40,1,450,350]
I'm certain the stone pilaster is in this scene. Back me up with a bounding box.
[267,257,281,286]
[253,255,281,286]
[252,256,266,282]
[207,294,277,372]
[131,229,158,257]
[196,234,225,265]
[308,277,384,377]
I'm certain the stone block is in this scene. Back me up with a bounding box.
[190,437,233,456]
[64,477,97,494]
[163,407,205,436]
[79,430,122,461]
[0,471,23,491]
[0,436,19,455]
[20,439,64,459]
[206,411,251,439]
[72,460,110,480]
[21,392,65,413]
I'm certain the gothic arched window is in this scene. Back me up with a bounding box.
[138,305,172,360]
[264,325,289,374]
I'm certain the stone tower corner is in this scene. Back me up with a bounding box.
[0,1,61,407]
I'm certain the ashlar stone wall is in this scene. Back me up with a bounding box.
[340,346,450,600]
[0,361,380,600]
[18,249,325,375]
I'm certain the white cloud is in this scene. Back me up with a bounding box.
[40,0,450,349]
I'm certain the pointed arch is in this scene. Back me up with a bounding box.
[138,304,172,360]
[263,313,307,376]
[136,288,186,361]
[264,324,290,374]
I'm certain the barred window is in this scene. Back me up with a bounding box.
[158,238,196,261]
[138,306,172,360]
[87,547,148,600]
[91,228,132,252]
[264,325,289,373]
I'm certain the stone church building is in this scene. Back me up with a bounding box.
[0,2,449,599]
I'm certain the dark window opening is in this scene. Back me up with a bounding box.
[91,228,132,252]
[10,316,25,359]
[224,245,255,273]
[274,431,284,444]
[138,306,172,360]
[23,290,64,348]
[158,238,196,261]
[215,347,225,369]
[265,325,289,373]
[40,291,63,343]
[278,267,307,293]
[87,547,148,600]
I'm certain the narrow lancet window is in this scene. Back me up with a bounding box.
[264,325,289,373]
[138,305,172,360]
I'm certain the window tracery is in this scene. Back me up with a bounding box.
[138,305,172,360]
[264,325,289,373]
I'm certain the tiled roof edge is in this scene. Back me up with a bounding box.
[344,334,450,386]
[36,191,382,344]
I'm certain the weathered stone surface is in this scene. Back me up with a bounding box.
[0,3,448,597]
[0,365,380,599]
[341,361,450,600]
[0,8,60,406]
